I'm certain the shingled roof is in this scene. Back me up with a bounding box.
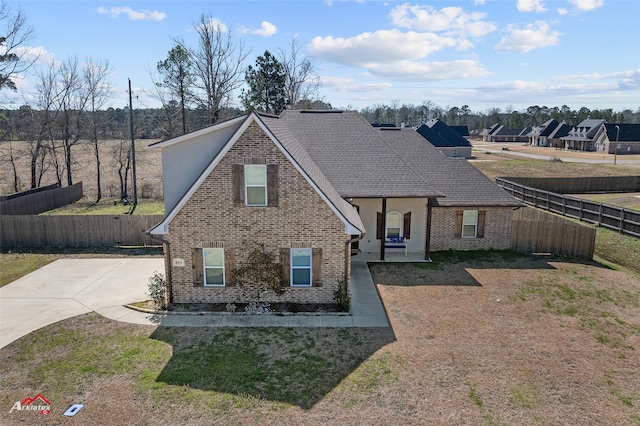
[374,127,522,207]
[425,119,472,147]
[277,110,443,198]
[603,124,640,142]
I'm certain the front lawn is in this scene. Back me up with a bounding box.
[1,252,638,424]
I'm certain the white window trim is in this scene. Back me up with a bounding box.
[244,164,267,207]
[290,247,312,287]
[386,211,402,239]
[462,210,478,239]
[203,247,225,287]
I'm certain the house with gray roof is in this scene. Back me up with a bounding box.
[415,119,472,158]
[149,110,521,307]
[593,123,640,154]
[560,118,606,151]
[526,119,571,148]
[481,124,531,143]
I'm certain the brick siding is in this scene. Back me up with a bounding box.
[430,207,513,251]
[166,122,347,304]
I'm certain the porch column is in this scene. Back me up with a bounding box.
[425,198,433,261]
[380,198,387,261]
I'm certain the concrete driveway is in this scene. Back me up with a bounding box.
[0,258,164,348]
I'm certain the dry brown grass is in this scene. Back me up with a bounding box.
[0,139,163,199]
[1,254,638,425]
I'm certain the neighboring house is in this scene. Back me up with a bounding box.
[149,110,521,306]
[415,119,472,158]
[481,124,531,143]
[560,118,607,151]
[526,119,571,148]
[450,125,470,138]
[593,124,640,154]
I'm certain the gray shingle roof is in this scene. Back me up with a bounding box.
[273,110,520,206]
[276,110,443,198]
[374,127,522,207]
[425,119,472,147]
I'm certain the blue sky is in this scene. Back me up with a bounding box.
[6,0,640,113]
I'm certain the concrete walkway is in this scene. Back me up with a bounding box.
[0,257,388,349]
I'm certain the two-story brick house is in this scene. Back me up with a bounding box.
[149,110,521,306]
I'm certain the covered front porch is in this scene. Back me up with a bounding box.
[350,196,437,261]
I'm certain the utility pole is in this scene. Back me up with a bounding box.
[128,78,138,214]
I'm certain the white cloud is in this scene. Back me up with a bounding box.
[15,46,57,66]
[97,6,166,21]
[474,0,486,4]
[494,21,562,53]
[197,17,228,33]
[517,0,548,13]
[309,29,464,67]
[250,21,277,37]
[366,59,491,80]
[320,76,392,93]
[568,0,604,12]
[389,4,496,37]
[557,8,569,15]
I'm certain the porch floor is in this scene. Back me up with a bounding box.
[354,251,431,263]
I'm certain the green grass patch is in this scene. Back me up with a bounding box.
[472,159,639,182]
[40,198,164,215]
[511,380,541,409]
[594,227,640,275]
[0,314,395,415]
[0,252,59,287]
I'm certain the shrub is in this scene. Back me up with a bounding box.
[334,278,351,312]
[147,271,167,310]
[231,241,285,302]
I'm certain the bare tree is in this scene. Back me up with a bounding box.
[178,14,248,124]
[277,38,319,109]
[83,58,112,202]
[0,0,35,92]
[29,62,64,188]
[57,57,91,187]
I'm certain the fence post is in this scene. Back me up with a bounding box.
[562,195,566,215]
[579,199,583,220]
[598,203,603,225]
[620,209,625,233]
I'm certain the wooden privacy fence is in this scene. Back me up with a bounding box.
[497,178,640,238]
[0,215,164,247]
[511,207,596,260]
[0,182,83,215]
[498,176,640,193]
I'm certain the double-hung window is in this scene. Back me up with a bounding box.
[386,212,402,238]
[203,248,225,286]
[462,210,478,238]
[244,164,267,206]
[290,248,312,287]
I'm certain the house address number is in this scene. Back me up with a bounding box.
[172,258,185,267]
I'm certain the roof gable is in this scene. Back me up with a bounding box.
[425,119,472,147]
[150,112,364,235]
[416,123,454,147]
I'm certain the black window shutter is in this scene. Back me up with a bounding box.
[376,212,383,239]
[312,248,323,287]
[477,211,486,238]
[232,164,244,206]
[279,248,290,285]
[191,248,203,286]
[267,164,278,207]
[224,250,235,286]
[454,210,463,238]
[403,212,412,239]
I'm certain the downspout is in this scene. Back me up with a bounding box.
[146,231,173,305]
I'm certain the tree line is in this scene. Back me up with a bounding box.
[1,4,638,199]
